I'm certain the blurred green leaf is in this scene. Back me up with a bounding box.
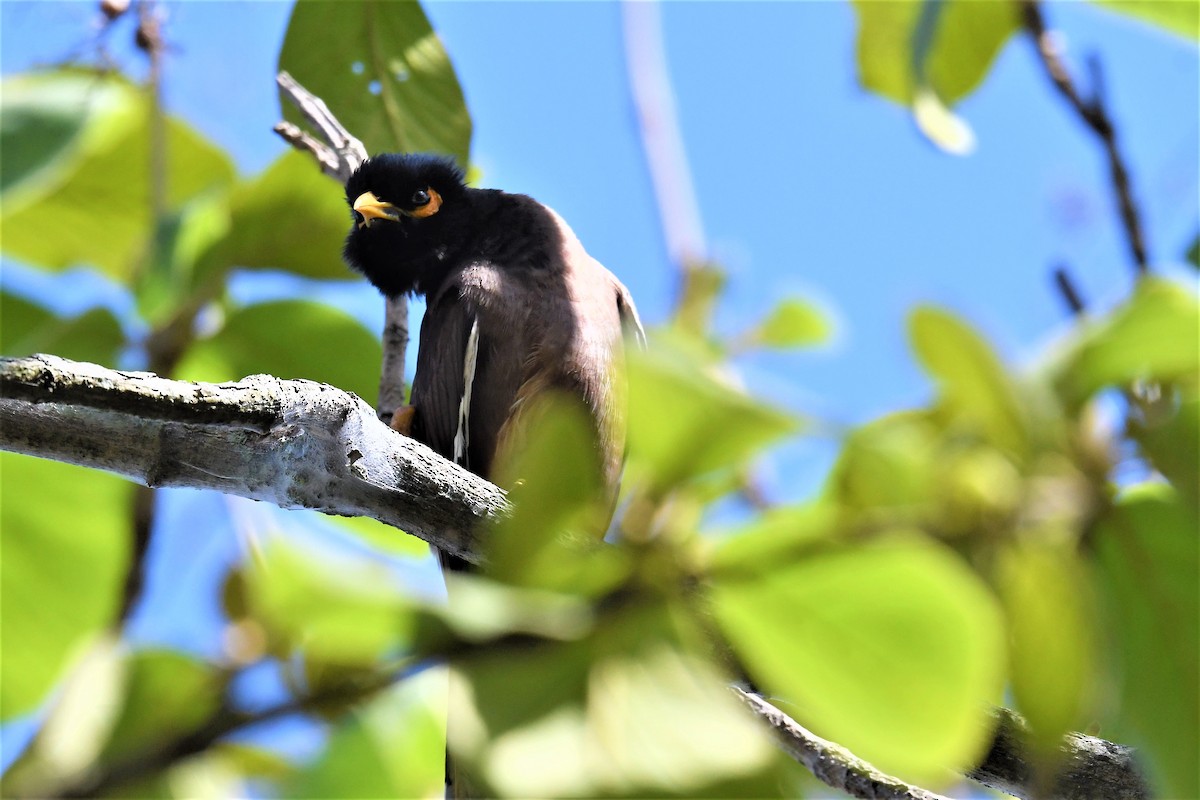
[1,292,123,366]
[997,536,1097,756]
[136,189,232,325]
[1094,484,1198,799]
[101,650,223,762]
[0,453,130,720]
[244,540,414,666]
[827,412,940,521]
[0,636,125,796]
[712,533,1005,785]
[742,296,832,350]
[910,306,1029,458]
[1053,278,1200,406]
[456,603,777,798]
[852,0,1016,151]
[0,71,126,200]
[0,72,234,283]
[206,151,354,282]
[708,501,836,578]
[627,341,798,491]
[1095,0,1199,40]
[176,299,382,401]
[1187,234,1199,269]
[1132,389,1199,509]
[323,513,429,558]
[485,394,627,594]
[279,1,471,163]
[287,670,445,799]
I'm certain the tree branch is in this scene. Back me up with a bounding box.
[0,354,503,564]
[1018,0,1149,275]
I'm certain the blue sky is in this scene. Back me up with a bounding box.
[1,0,1197,773]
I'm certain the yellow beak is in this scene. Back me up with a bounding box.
[353,192,401,227]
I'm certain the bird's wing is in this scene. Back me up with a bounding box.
[409,288,477,468]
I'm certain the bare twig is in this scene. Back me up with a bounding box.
[1053,265,1087,318]
[273,71,408,422]
[1019,0,1149,275]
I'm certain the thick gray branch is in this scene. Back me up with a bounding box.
[0,354,503,564]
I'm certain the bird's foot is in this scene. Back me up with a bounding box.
[390,404,416,436]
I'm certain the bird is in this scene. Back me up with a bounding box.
[342,152,644,559]
[342,153,644,798]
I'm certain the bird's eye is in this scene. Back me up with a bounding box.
[411,189,431,206]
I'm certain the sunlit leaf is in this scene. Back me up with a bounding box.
[205,151,354,282]
[1132,389,1198,508]
[852,0,1016,150]
[279,1,471,163]
[244,540,414,666]
[1053,277,1200,406]
[100,650,223,762]
[827,411,940,520]
[1094,484,1199,799]
[176,299,382,401]
[286,670,445,799]
[1095,0,1199,41]
[0,71,126,200]
[0,72,234,283]
[627,342,798,491]
[713,533,1005,785]
[0,292,123,366]
[136,189,231,325]
[997,536,1097,756]
[0,453,130,719]
[910,306,1029,459]
[742,296,832,350]
[455,603,777,798]
[707,501,836,579]
[323,513,428,558]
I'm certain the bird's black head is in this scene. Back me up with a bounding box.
[343,153,470,297]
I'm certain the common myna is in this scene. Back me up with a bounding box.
[343,154,645,571]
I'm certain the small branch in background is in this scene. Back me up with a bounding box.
[1019,0,1149,275]
[273,72,408,421]
[621,0,708,274]
[1053,265,1087,318]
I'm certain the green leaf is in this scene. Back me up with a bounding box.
[0,72,235,283]
[0,71,124,200]
[1094,484,1199,799]
[279,1,472,163]
[708,501,836,579]
[852,0,1017,150]
[286,671,445,799]
[1094,0,1199,41]
[742,296,832,350]
[997,536,1097,755]
[206,151,355,282]
[455,602,778,798]
[712,533,1005,785]
[135,189,232,325]
[1132,389,1199,509]
[826,411,940,520]
[1,292,123,366]
[0,453,130,719]
[100,650,223,762]
[626,341,798,491]
[176,299,383,401]
[244,540,414,665]
[910,306,1029,459]
[1186,234,1199,270]
[1053,277,1200,406]
[323,513,429,558]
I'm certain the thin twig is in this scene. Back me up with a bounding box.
[1019,0,1149,275]
[1053,265,1087,318]
[273,72,408,421]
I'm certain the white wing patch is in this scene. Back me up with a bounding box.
[453,316,481,467]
